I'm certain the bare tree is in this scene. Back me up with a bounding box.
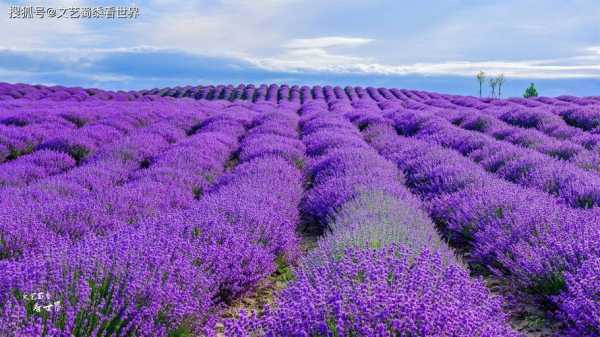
[476,71,486,98]
[489,78,498,98]
[496,74,506,98]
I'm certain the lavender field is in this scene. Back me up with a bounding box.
[1,82,600,337]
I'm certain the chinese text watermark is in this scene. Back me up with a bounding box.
[8,5,140,19]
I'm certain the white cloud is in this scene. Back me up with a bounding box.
[87,73,134,82]
[125,0,304,56]
[2,0,600,82]
[284,37,373,49]
[249,48,367,73]
[586,46,600,55]
[246,45,600,79]
[3,43,600,80]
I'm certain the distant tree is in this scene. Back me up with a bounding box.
[496,74,506,98]
[489,78,498,98]
[524,83,538,98]
[476,71,486,97]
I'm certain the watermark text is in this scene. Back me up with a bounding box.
[8,5,140,19]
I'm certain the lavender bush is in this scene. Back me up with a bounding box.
[2,82,600,336]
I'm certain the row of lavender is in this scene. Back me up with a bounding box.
[3,88,524,336]
[0,98,229,335]
[131,83,600,150]
[4,83,600,160]
[1,99,211,257]
[226,104,519,336]
[151,85,600,211]
[3,82,600,106]
[385,95,600,165]
[138,84,600,110]
[2,81,600,335]
[0,97,309,336]
[0,99,216,190]
[0,83,153,102]
[338,103,600,336]
[219,95,600,336]
[122,85,600,336]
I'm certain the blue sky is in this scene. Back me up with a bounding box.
[1,0,600,97]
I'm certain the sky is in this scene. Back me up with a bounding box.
[1,0,600,97]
